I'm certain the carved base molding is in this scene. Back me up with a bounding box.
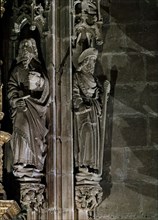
[0,200,21,219]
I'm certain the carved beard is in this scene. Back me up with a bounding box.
[82,66,95,75]
[81,59,96,75]
[21,52,34,69]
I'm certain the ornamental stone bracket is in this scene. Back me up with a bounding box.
[75,185,103,213]
[20,183,45,212]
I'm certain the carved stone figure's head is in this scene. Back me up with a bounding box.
[78,48,98,74]
[16,38,39,69]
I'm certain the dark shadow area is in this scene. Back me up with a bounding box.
[101,65,118,201]
[99,5,158,202]
[110,0,158,51]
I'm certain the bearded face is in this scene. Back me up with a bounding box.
[81,56,96,74]
[17,39,38,69]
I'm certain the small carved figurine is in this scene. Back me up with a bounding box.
[7,38,50,179]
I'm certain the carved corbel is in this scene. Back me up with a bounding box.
[75,185,103,210]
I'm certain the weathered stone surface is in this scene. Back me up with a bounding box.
[149,117,158,146]
[146,55,158,82]
[112,116,147,147]
[126,22,158,51]
[103,23,127,53]
[139,0,158,22]
[99,0,158,212]
[110,148,126,182]
[97,183,142,218]
[101,54,146,84]
[113,85,146,114]
[110,0,141,24]
[125,148,158,183]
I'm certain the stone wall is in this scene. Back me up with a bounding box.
[97,0,158,220]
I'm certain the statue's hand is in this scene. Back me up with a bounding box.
[75,103,91,115]
[28,71,44,91]
[104,80,110,94]
[78,103,87,112]
[11,95,30,111]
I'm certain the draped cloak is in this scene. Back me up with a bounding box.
[7,61,50,171]
[73,71,102,171]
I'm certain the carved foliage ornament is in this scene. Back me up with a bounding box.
[20,183,45,211]
[13,0,46,34]
[75,185,103,211]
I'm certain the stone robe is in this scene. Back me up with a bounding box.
[7,60,50,171]
[73,71,102,171]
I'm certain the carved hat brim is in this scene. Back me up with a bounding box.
[78,48,98,64]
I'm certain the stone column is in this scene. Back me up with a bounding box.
[46,1,74,219]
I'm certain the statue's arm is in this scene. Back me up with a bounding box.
[7,70,27,111]
[8,71,20,107]
[73,74,90,114]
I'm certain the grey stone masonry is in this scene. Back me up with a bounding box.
[97,0,158,219]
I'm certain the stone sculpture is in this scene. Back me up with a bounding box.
[7,38,50,180]
[73,47,110,175]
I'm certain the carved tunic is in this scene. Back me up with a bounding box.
[8,59,50,171]
[73,71,102,171]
